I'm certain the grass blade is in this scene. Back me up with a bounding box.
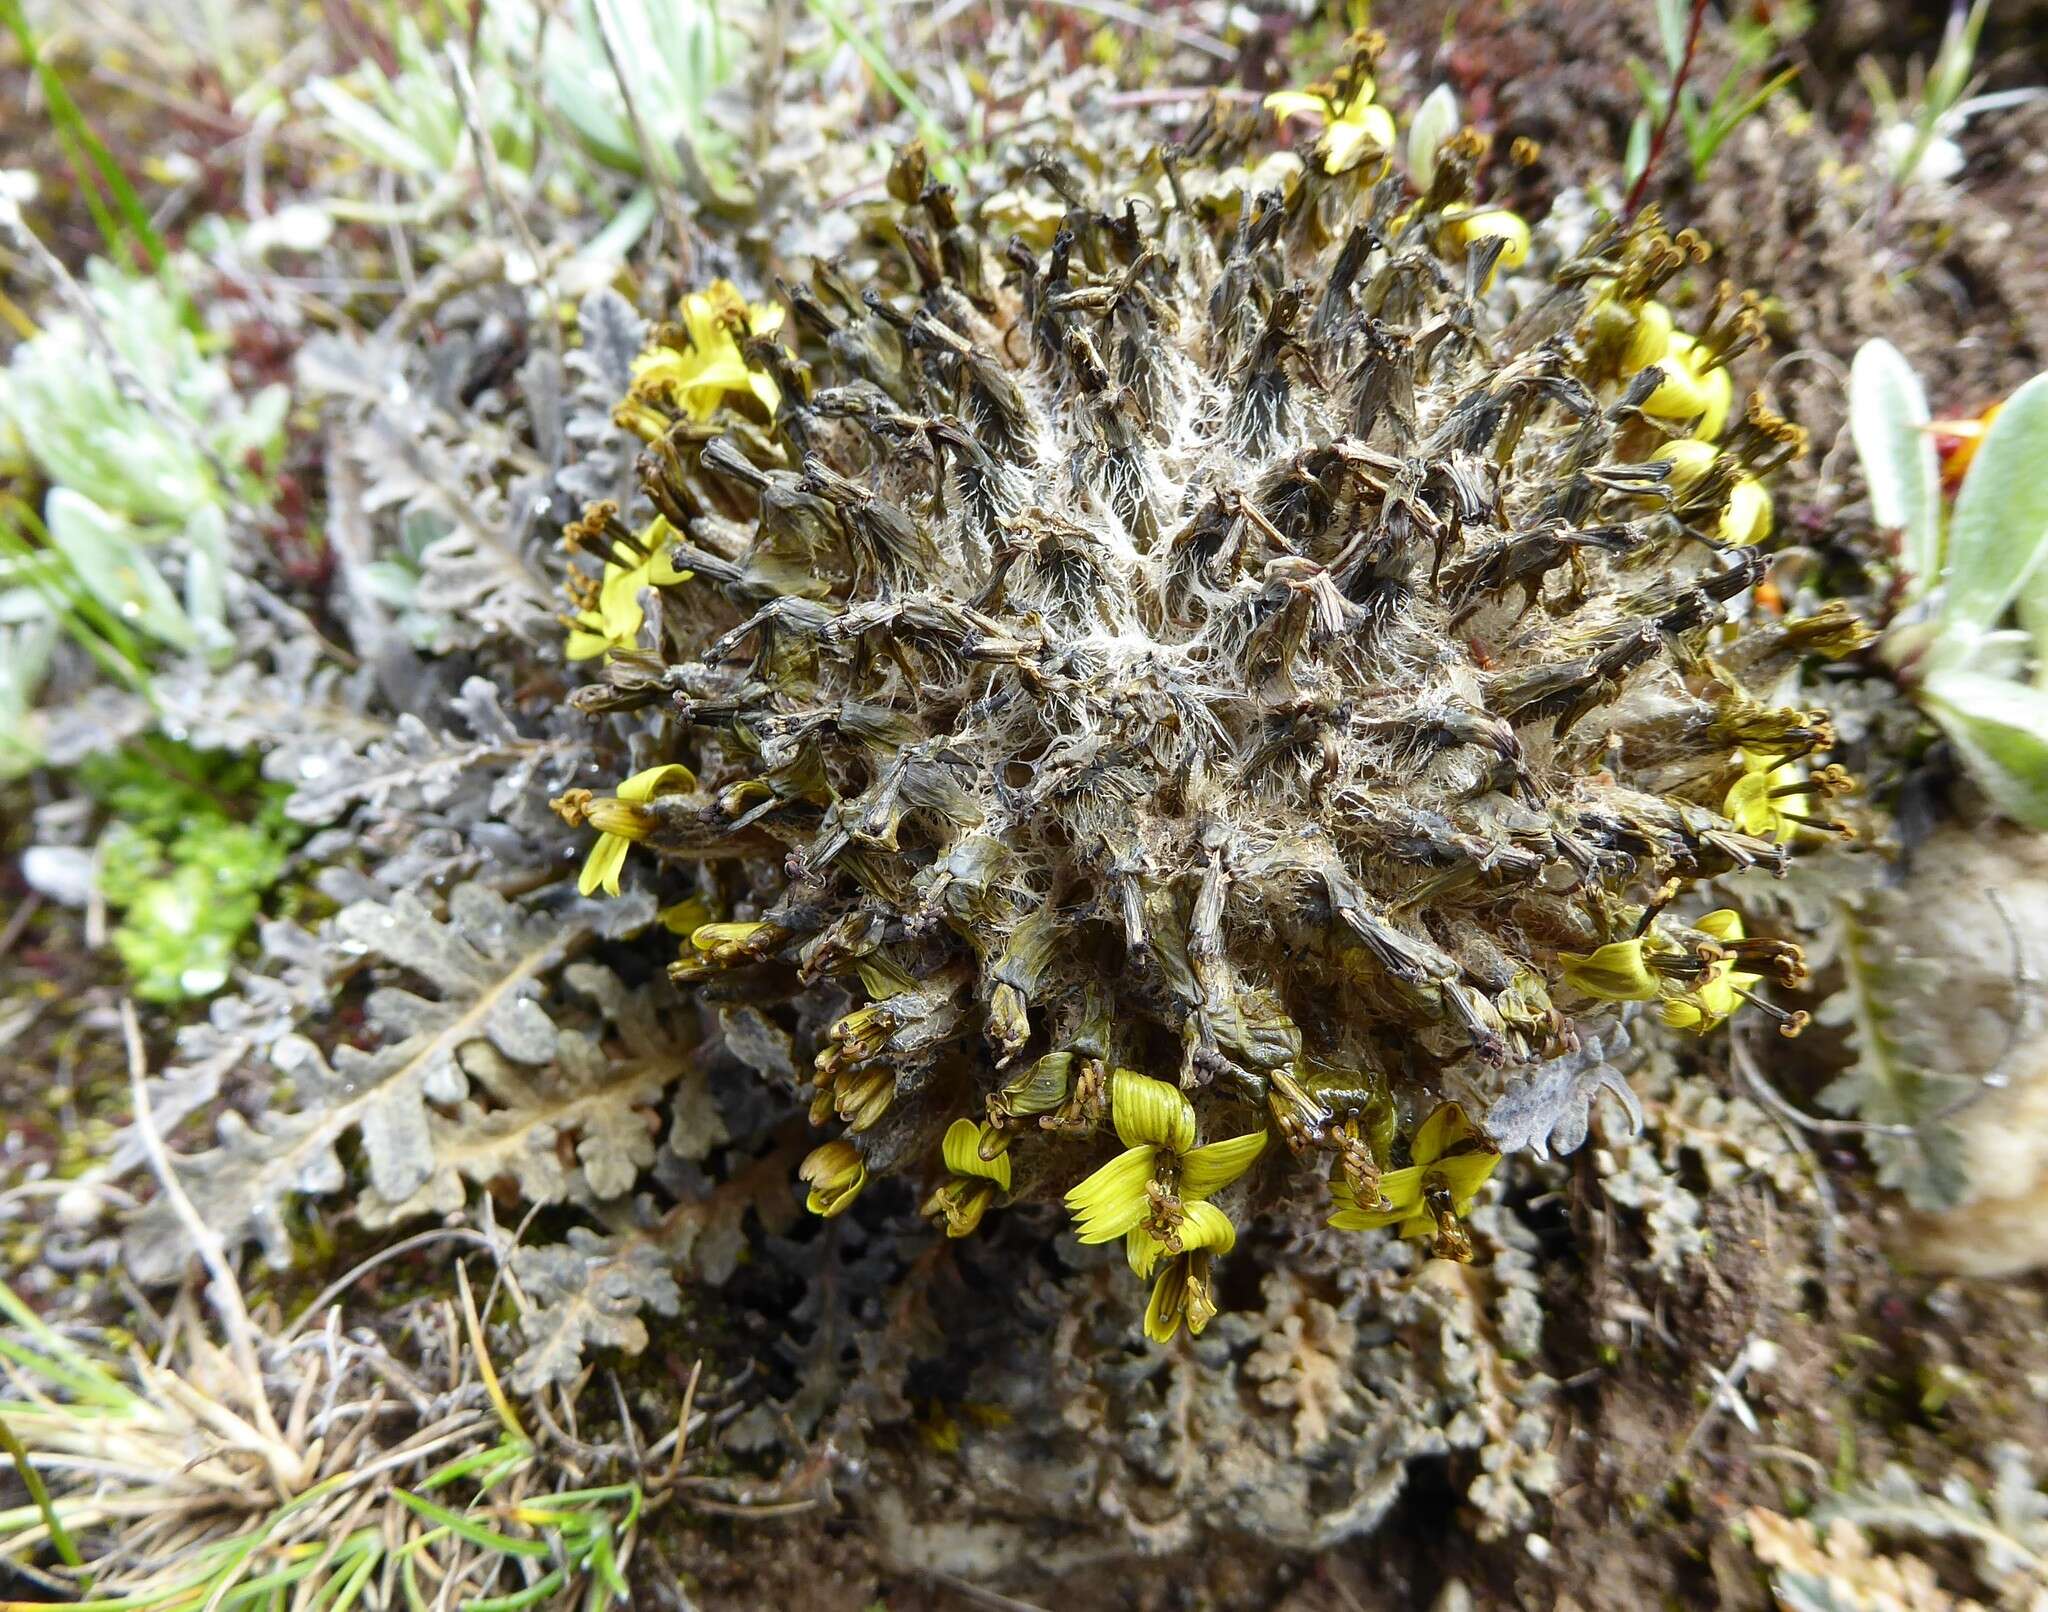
[0,0,166,270]
[0,1414,83,1570]
[462,1568,565,1612]
[392,1494,552,1560]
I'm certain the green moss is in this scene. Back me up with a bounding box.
[78,738,303,1002]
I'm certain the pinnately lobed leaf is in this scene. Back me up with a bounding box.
[123,884,599,1280]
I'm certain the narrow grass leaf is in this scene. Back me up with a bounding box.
[392,1493,552,1559]
[0,0,166,268]
[0,1414,82,1569]
[462,1568,566,1612]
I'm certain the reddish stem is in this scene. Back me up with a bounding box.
[1622,0,1712,220]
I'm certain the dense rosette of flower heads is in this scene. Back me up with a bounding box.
[555,39,1861,1341]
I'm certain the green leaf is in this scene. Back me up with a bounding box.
[309,1545,383,1612]
[1941,371,2048,632]
[0,500,151,680]
[0,1334,139,1410]
[42,489,197,652]
[0,1414,83,1568]
[1677,85,1707,165]
[464,1569,567,1612]
[1699,65,1801,163]
[805,0,957,166]
[306,78,443,174]
[1654,0,1690,74]
[2020,542,2048,687]
[1920,668,2048,830]
[1927,0,1991,115]
[0,0,165,269]
[1625,57,1667,115]
[1624,109,1653,189]
[1406,85,1459,192]
[1850,339,1943,601]
[393,1492,553,1559]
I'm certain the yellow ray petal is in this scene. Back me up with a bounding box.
[1143,1261,1189,1344]
[617,762,696,802]
[1064,1143,1158,1243]
[578,833,630,898]
[1263,89,1333,120]
[941,1118,1011,1189]
[1411,1101,1469,1165]
[1329,1163,1423,1229]
[1179,1128,1268,1200]
[1623,299,1676,373]
[1559,936,1658,1001]
[1431,1148,1502,1210]
[1176,1199,1236,1256]
[1110,1069,1196,1153]
[1695,909,1745,943]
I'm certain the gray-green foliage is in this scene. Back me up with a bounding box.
[1814,890,1969,1210]
[509,1225,682,1394]
[0,609,56,777]
[1853,340,2048,829]
[1,264,281,527]
[304,0,750,233]
[1813,1442,2048,1600]
[0,260,285,767]
[124,883,665,1279]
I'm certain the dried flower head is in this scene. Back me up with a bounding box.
[561,48,1840,1338]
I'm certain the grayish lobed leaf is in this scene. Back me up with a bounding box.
[1485,1016,1643,1160]
[1816,892,1971,1210]
[1815,1442,2048,1595]
[508,1224,681,1394]
[124,883,595,1281]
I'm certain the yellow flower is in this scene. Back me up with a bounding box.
[1064,1070,1267,1245]
[800,1140,867,1218]
[628,280,784,425]
[1329,1102,1499,1262]
[1438,203,1531,284]
[1126,1200,1238,1343]
[657,897,713,935]
[1648,440,1770,545]
[1723,751,1807,844]
[1658,909,1759,1034]
[1719,475,1773,547]
[924,1118,1013,1238]
[1557,936,1660,1002]
[564,514,690,661]
[1653,436,1718,496]
[1639,330,1734,440]
[689,919,783,964]
[1622,298,1677,373]
[576,762,695,897]
[1264,80,1396,176]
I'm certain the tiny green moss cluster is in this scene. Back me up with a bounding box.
[556,40,1857,1339]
